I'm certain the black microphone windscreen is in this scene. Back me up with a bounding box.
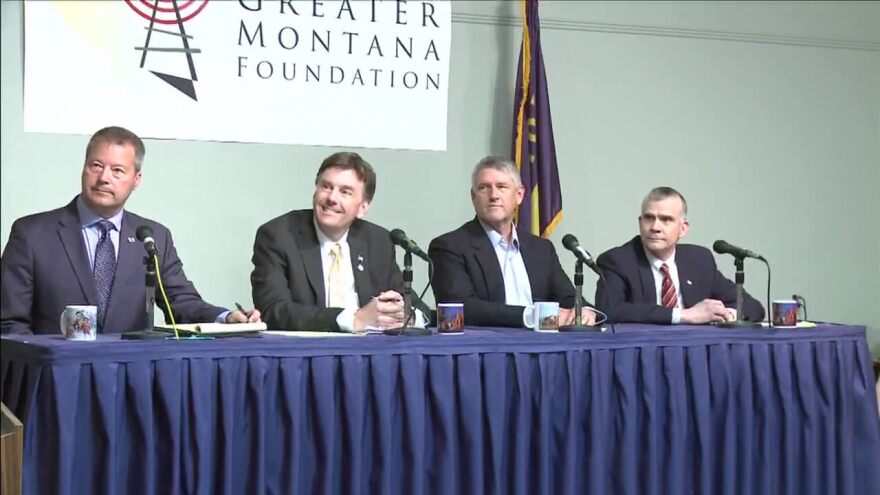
[712,240,730,254]
[136,226,154,241]
[561,234,579,250]
[389,229,407,245]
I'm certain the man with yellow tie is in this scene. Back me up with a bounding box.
[251,152,419,332]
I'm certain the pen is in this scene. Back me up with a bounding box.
[235,302,246,313]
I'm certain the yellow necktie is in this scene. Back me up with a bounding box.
[328,243,346,308]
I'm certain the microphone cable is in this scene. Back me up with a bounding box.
[409,259,435,328]
[594,264,616,334]
[764,259,771,327]
[792,294,807,321]
[153,254,180,339]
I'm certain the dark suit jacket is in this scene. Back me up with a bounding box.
[428,218,578,327]
[251,209,415,331]
[595,236,765,324]
[0,198,226,335]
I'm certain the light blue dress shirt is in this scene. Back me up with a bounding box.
[480,220,533,307]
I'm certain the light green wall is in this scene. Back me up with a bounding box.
[3,1,879,352]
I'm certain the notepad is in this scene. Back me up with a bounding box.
[155,322,267,334]
[262,330,356,338]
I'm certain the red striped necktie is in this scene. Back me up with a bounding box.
[660,263,678,309]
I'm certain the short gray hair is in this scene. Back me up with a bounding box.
[85,126,146,172]
[641,187,688,218]
[470,155,522,190]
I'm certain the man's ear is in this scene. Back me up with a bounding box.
[356,199,372,219]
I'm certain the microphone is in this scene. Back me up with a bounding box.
[561,234,600,273]
[389,229,429,262]
[712,240,765,261]
[792,294,808,320]
[136,226,159,257]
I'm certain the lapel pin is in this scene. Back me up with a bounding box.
[127,237,136,243]
[686,280,692,285]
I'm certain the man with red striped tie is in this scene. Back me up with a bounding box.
[595,187,765,324]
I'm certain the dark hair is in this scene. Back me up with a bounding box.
[85,126,146,171]
[314,152,377,201]
[642,186,688,217]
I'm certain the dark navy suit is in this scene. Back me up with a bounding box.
[596,236,765,324]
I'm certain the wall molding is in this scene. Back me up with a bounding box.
[451,13,880,52]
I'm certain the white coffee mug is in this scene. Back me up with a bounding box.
[59,305,98,341]
[527,301,560,332]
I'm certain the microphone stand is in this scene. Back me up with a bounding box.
[121,254,169,340]
[560,260,600,332]
[718,256,760,328]
[385,251,430,336]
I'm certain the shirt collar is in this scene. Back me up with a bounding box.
[76,195,123,232]
[479,218,520,249]
[642,244,676,271]
[313,218,349,254]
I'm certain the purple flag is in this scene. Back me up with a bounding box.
[512,0,562,238]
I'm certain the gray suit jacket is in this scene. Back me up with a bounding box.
[1,198,226,334]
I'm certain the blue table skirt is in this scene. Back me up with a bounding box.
[2,324,879,495]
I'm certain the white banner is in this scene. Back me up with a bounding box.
[24,0,451,151]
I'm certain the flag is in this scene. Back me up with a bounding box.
[512,0,562,239]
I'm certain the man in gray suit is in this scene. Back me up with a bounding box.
[0,126,260,335]
[251,151,421,332]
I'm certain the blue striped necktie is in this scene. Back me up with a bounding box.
[93,220,117,328]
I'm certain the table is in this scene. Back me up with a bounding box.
[2,324,879,495]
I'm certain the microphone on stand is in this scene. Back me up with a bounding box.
[387,228,430,336]
[390,229,429,262]
[121,225,167,340]
[561,234,601,275]
[792,294,808,321]
[136,226,159,257]
[558,234,602,332]
[712,240,764,261]
[712,239,766,328]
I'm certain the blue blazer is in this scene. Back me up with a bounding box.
[1,198,226,334]
[596,236,765,324]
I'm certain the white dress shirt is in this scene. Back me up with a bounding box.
[643,247,735,323]
[643,247,685,324]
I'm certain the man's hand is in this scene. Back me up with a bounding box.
[559,307,598,326]
[354,291,406,331]
[680,299,734,324]
[226,308,262,323]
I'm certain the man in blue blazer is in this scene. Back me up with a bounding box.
[596,187,765,324]
[0,126,260,335]
[429,155,597,328]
